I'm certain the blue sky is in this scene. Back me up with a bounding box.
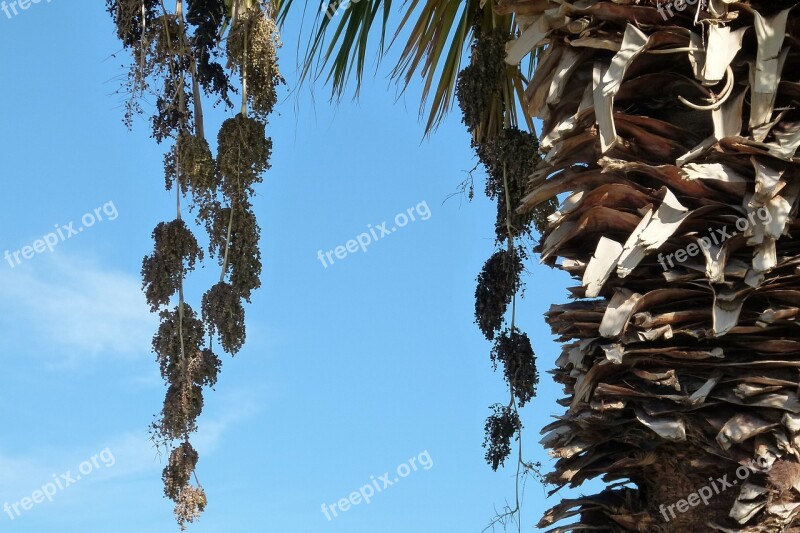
[0,2,596,532]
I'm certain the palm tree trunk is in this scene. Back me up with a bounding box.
[510,0,800,530]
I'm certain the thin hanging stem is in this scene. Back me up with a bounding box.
[504,161,523,533]
[240,22,249,116]
[220,198,236,283]
[176,0,206,138]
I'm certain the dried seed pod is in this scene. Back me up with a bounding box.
[475,248,523,340]
[491,328,539,407]
[202,282,246,354]
[483,404,521,471]
[142,220,204,311]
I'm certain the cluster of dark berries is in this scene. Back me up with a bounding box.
[491,328,539,406]
[176,132,217,198]
[106,0,160,48]
[205,203,263,301]
[477,127,555,239]
[475,248,523,340]
[455,27,507,132]
[174,484,207,530]
[152,304,206,382]
[189,348,222,388]
[163,442,199,500]
[483,404,522,471]
[202,282,246,354]
[161,381,204,441]
[186,0,233,106]
[142,220,203,311]
[217,114,272,202]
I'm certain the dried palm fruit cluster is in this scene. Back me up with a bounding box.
[163,442,200,499]
[455,26,507,133]
[216,114,272,201]
[185,0,233,105]
[474,248,522,340]
[142,220,203,311]
[227,7,283,119]
[173,486,207,528]
[456,13,542,477]
[491,328,538,407]
[483,404,522,471]
[107,0,281,528]
[504,0,800,530]
[477,127,555,239]
[175,132,216,196]
[204,202,262,300]
[202,282,246,354]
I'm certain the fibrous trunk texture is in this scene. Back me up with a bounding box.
[508,0,800,530]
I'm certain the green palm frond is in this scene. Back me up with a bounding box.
[277,0,536,136]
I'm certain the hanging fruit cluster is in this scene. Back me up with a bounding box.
[107,0,282,528]
[455,14,544,472]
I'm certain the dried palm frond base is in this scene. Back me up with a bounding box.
[508,0,800,530]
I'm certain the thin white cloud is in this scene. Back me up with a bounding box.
[0,390,261,501]
[193,389,261,454]
[0,254,155,360]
